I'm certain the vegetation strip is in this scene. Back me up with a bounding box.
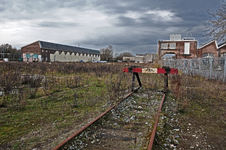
[0,62,164,149]
[52,87,140,150]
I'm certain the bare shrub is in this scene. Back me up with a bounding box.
[0,64,21,106]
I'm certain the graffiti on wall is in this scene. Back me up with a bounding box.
[23,53,42,62]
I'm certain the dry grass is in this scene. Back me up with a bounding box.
[0,62,164,149]
[169,74,226,149]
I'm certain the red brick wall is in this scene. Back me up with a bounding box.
[158,40,197,59]
[219,45,226,56]
[198,42,218,58]
[21,41,41,55]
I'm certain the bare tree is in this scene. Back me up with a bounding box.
[100,45,114,61]
[0,44,11,59]
[0,44,20,60]
[205,1,226,42]
[115,52,134,61]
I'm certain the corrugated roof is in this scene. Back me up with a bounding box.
[218,41,226,48]
[39,41,100,55]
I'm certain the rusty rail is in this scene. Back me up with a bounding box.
[148,93,166,150]
[52,87,140,150]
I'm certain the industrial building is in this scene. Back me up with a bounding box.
[21,41,100,62]
[158,34,226,59]
[158,34,197,59]
[198,40,226,58]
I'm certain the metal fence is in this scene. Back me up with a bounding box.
[159,57,226,82]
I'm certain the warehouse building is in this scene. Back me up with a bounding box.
[21,41,100,62]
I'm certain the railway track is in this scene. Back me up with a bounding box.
[52,67,177,150]
[52,87,165,150]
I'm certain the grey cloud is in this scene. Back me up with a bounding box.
[0,0,87,21]
[93,0,219,28]
[78,27,164,54]
[114,16,138,27]
[0,1,8,12]
[0,0,223,54]
[114,13,180,28]
[36,21,78,28]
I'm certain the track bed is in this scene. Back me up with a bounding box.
[59,88,164,150]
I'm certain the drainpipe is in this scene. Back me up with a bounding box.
[197,48,199,58]
[158,41,161,59]
[218,48,219,57]
[195,42,198,59]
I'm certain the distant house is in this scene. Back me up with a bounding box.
[123,53,157,63]
[21,41,100,62]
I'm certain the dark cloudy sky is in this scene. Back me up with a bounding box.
[0,0,223,55]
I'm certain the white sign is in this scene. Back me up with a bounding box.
[142,68,157,73]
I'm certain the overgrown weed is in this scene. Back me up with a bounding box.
[170,73,226,149]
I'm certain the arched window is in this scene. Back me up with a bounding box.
[202,53,214,65]
[202,53,214,58]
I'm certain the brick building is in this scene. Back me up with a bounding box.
[197,40,218,58]
[218,42,226,57]
[158,34,198,59]
[21,41,100,62]
[158,34,226,59]
[197,41,226,58]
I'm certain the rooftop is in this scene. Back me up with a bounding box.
[39,41,100,55]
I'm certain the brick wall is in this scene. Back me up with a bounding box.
[219,45,226,57]
[198,41,218,58]
[158,40,197,59]
[21,41,41,55]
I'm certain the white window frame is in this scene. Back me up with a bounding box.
[184,42,190,54]
[169,43,176,49]
[161,43,168,49]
